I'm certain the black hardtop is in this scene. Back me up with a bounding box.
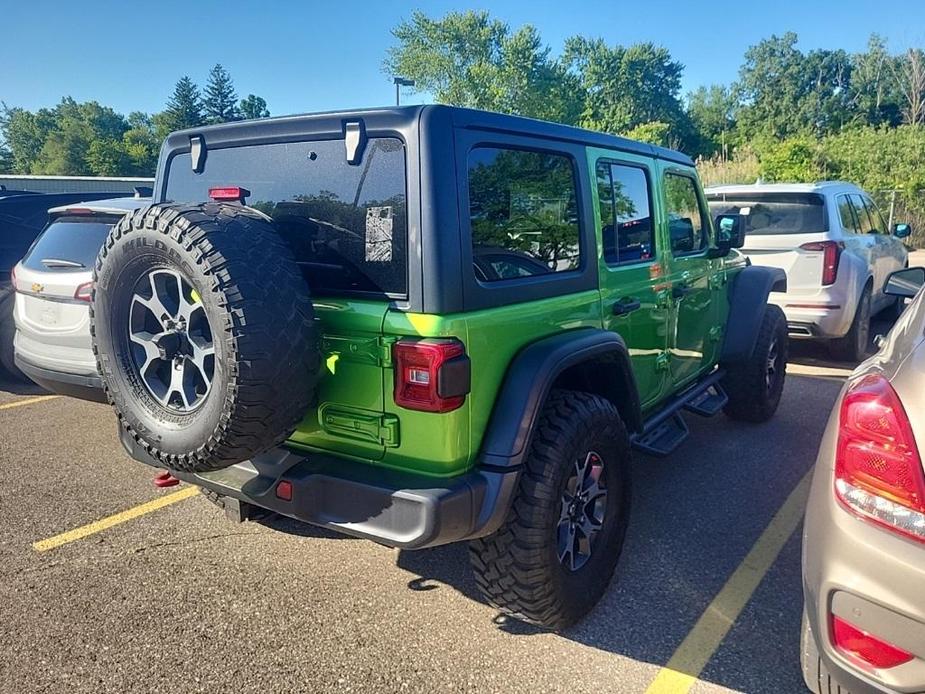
[158,104,693,168]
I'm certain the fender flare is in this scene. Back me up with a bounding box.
[720,265,787,364]
[479,328,641,470]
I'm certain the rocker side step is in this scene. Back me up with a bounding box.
[633,412,688,457]
[631,369,725,457]
[684,383,728,417]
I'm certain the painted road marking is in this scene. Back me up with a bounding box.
[645,469,813,694]
[33,486,199,552]
[787,363,854,378]
[0,395,60,411]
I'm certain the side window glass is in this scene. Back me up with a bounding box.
[837,195,858,233]
[596,161,655,265]
[863,196,887,233]
[468,146,581,282]
[664,173,708,255]
[850,194,874,234]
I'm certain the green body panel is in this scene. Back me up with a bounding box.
[285,148,741,479]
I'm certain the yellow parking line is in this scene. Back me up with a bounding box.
[33,486,199,552]
[0,395,60,411]
[645,469,813,694]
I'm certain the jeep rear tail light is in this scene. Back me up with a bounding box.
[208,186,250,203]
[800,241,843,286]
[74,281,93,302]
[834,374,925,543]
[832,616,913,669]
[393,339,470,413]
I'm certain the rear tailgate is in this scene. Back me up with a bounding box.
[742,233,828,291]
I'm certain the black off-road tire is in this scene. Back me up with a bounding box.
[722,304,788,423]
[91,202,320,473]
[0,288,28,382]
[468,389,631,630]
[801,608,851,693]
[829,286,871,363]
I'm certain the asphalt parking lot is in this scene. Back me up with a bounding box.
[0,333,886,694]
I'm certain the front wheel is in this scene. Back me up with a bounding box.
[722,304,788,423]
[468,390,631,630]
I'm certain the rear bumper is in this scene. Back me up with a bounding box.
[15,355,106,403]
[770,289,855,339]
[803,416,925,693]
[120,433,519,550]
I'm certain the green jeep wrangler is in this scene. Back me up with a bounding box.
[91,105,787,629]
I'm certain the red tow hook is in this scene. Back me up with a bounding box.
[153,470,180,488]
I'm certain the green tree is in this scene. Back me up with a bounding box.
[622,121,671,147]
[687,84,736,156]
[0,104,56,173]
[851,35,903,126]
[162,76,205,133]
[384,10,581,124]
[33,98,129,175]
[239,94,270,120]
[563,38,693,147]
[203,64,240,123]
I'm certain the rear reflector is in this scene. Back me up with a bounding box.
[275,480,293,501]
[835,374,925,543]
[62,207,94,215]
[832,616,913,669]
[208,186,250,202]
[800,241,843,286]
[74,281,93,302]
[393,339,469,413]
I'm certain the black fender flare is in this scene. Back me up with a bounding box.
[479,328,641,470]
[720,265,787,364]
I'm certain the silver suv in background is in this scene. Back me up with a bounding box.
[12,197,148,400]
[802,265,925,693]
[707,182,910,361]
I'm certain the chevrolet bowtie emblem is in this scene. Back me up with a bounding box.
[31,282,44,293]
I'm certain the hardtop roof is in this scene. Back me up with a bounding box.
[166,104,694,167]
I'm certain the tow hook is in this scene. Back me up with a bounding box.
[153,470,180,488]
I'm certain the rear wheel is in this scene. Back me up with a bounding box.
[0,289,27,382]
[722,304,788,423]
[468,390,631,630]
[829,287,871,362]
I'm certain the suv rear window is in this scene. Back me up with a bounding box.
[706,192,828,235]
[164,138,408,296]
[21,216,116,272]
[467,146,581,282]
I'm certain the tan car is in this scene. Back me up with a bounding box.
[802,265,925,693]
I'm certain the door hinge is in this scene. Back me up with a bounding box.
[320,405,400,447]
[709,325,724,343]
[709,273,727,290]
[378,414,400,447]
[379,336,397,367]
[656,351,670,371]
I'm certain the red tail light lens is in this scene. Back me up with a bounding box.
[835,374,925,543]
[800,241,843,286]
[208,186,250,202]
[393,339,469,413]
[832,616,913,669]
[74,281,93,302]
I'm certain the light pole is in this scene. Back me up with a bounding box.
[393,77,415,106]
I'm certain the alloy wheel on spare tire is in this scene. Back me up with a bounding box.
[91,202,320,473]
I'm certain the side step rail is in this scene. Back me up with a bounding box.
[631,370,726,457]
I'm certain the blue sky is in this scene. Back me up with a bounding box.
[3,0,924,117]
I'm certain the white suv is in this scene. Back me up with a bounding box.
[707,182,910,360]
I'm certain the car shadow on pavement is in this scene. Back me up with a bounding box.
[0,375,47,396]
[395,372,847,693]
[788,309,897,372]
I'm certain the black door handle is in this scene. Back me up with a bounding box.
[612,298,642,315]
[672,284,692,299]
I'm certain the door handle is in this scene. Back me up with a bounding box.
[672,283,692,299]
[612,298,642,316]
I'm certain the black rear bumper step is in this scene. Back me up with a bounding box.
[120,433,519,550]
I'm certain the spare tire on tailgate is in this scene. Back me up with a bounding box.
[91,202,320,472]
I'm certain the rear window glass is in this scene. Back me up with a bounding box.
[22,217,115,272]
[164,138,408,296]
[707,192,827,235]
[467,146,581,282]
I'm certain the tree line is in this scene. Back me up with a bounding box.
[0,64,269,177]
